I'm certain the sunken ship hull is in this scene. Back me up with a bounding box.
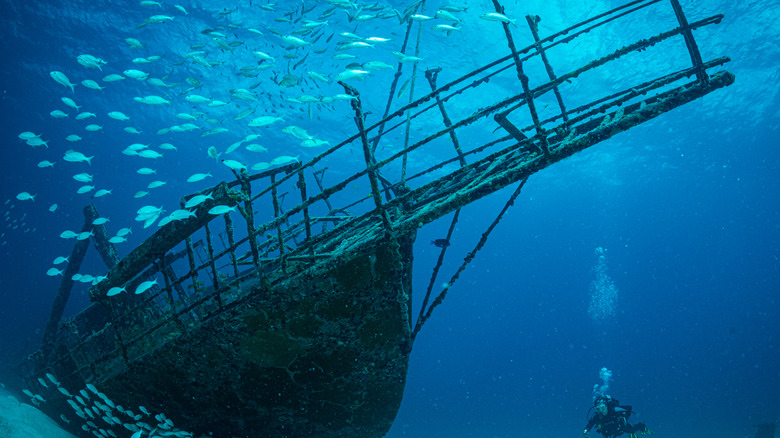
[28,222,416,438]
[98,234,415,437]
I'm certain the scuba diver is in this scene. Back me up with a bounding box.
[583,394,653,438]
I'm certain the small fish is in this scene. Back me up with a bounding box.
[207,146,220,162]
[138,150,164,159]
[134,95,170,105]
[184,193,214,208]
[103,74,125,82]
[332,93,358,101]
[222,159,247,170]
[37,377,49,388]
[335,69,370,81]
[307,71,330,83]
[144,15,174,24]
[187,172,212,183]
[109,236,127,243]
[49,204,58,212]
[234,108,256,120]
[108,111,130,121]
[135,279,158,294]
[63,150,94,165]
[167,209,196,221]
[76,54,106,70]
[73,173,93,183]
[479,12,516,24]
[94,189,112,197]
[106,287,126,297]
[185,94,211,103]
[208,205,236,215]
[300,138,329,148]
[16,192,36,201]
[61,97,81,110]
[338,41,374,50]
[137,168,157,175]
[18,131,40,140]
[84,124,103,132]
[270,155,300,166]
[147,180,167,189]
[26,137,49,148]
[432,24,461,35]
[201,127,229,136]
[248,115,284,127]
[65,135,82,142]
[81,79,104,91]
[252,51,275,62]
[281,35,310,46]
[75,112,96,120]
[332,53,357,60]
[362,61,394,71]
[50,71,77,92]
[47,268,64,276]
[92,218,110,225]
[116,227,132,237]
[60,230,78,239]
[281,125,312,140]
[431,239,451,248]
[124,69,149,80]
[53,256,69,264]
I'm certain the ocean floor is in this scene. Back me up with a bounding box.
[0,388,77,438]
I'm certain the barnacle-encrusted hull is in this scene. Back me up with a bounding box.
[97,234,414,438]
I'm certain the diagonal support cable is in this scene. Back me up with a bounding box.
[412,178,529,342]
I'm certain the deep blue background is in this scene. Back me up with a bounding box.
[1,0,778,437]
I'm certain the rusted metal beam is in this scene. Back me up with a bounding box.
[425,68,467,166]
[491,0,551,157]
[526,14,569,128]
[670,0,708,83]
[40,205,97,360]
[340,81,393,231]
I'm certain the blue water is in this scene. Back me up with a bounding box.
[1,0,778,437]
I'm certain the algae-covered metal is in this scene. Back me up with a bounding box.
[98,235,415,437]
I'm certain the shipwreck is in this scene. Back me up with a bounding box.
[20,1,734,437]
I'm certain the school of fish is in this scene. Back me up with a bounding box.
[10,373,193,437]
[5,0,524,434]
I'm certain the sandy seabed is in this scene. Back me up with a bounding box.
[0,388,77,438]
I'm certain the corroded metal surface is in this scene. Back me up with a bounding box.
[98,234,414,438]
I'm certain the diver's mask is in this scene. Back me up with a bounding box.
[595,402,607,416]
